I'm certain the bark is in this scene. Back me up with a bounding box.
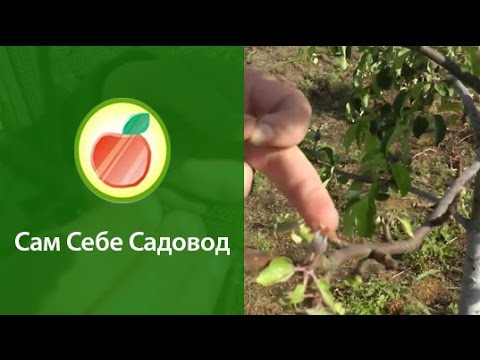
[448,76,480,314]
[459,171,480,314]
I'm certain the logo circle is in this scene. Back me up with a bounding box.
[75,98,171,203]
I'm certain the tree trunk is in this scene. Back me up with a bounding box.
[459,171,480,314]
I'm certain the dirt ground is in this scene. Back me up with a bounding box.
[244,46,474,315]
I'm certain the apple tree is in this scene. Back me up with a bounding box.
[253,46,480,315]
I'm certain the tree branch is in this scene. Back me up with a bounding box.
[315,159,469,228]
[445,75,480,315]
[318,154,480,274]
[446,75,480,140]
[407,46,480,95]
[460,170,480,315]
[318,159,430,198]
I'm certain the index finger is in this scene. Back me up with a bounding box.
[245,144,339,234]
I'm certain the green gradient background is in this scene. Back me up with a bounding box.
[0,46,244,314]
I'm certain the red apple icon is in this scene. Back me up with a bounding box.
[91,113,151,188]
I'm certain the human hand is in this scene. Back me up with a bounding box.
[244,67,339,235]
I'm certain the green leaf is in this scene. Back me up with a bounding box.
[376,67,394,90]
[334,302,346,315]
[339,56,348,70]
[298,223,314,244]
[376,193,390,201]
[362,93,370,108]
[433,114,447,146]
[256,257,295,286]
[288,284,306,305]
[415,269,441,282]
[397,217,414,238]
[322,167,334,188]
[390,163,411,196]
[345,189,362,200]
[357,51,371,69]
[422,83,431,94]
[337,47,348,70]
[290,232,303,244]
[362,150,384,164]
[345,102,352,119]
[314,280,344,314]
[438,101,463,113]
[351,97,362,112]
[317,147,335,165]
[369,182,381,199]
[338,175,349,185]
[344,46,352,59]
[464,46,480,76]
[316,279,336,310]
[344,275,363,289]
[412,116,429,138]
[356,122,369,147]
[363,131,380,153]
[382,125,402,153]
[353,75,362,89]
[353,195,377,237]
[410,81,425,100]
[122,113,150,135]
[446,114,460,126]
[400,135,411,163]
[351,181,363,191]
[393,90,409,116]
[413,55,428,71]
[434,82,446,97]
[394,48,410,76]
[344,121,361,150]
[343,210,355,237]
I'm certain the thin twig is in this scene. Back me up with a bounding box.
[456,133,475,146]
[316,158,435,202]
[390,269,409,280]
[407,46,480,95]
[381,216,394,243]
[412,148,437,160]
[314,158,469,228]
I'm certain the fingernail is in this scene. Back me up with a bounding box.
[250,122,274,145]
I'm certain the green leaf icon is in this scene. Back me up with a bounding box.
[123,113,150,135]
